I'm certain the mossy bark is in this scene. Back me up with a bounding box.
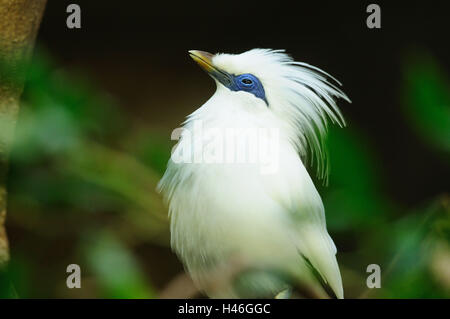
[0,0,47,266]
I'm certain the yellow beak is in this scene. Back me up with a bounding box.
[188,50,233,87]
[188,50,216,73]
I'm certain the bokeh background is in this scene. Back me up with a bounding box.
[0,0,449,298]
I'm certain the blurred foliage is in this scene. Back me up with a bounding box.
[82,230,155,298]
[2,49,171,298]
[0,48,448,298]
[321,50,450,298]
[402,52,450,154]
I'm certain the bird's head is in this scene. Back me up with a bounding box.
[189,49,350,182]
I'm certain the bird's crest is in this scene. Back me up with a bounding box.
[213,49,350,183]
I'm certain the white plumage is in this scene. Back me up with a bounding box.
[158,49,349,298]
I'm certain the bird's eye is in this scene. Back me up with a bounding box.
[241,78,253,85]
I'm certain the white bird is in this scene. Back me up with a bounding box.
[158,49,350,299]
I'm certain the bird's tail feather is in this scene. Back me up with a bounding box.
[296,226,344,299]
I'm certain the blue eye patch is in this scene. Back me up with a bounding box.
[228,73,268,105]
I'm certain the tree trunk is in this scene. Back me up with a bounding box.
[0,0,47,266]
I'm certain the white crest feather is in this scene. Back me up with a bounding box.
[213,49,350,182]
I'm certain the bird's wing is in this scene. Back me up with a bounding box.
[262,147,343,298]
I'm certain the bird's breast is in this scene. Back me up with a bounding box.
[164,124,308,273]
